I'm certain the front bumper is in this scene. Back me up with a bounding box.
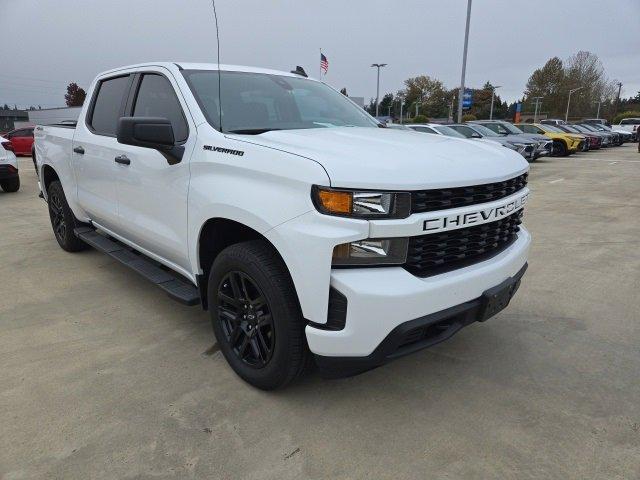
[533,141,552,159]
[0,164,19,180]
[315,262,528,378]
[306,226,531,359]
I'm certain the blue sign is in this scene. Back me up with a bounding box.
[462,89,473,110]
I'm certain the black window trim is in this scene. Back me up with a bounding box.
[85,73,134,138]
[126,71,190,145]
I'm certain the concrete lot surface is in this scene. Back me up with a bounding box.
[1,148,639,479]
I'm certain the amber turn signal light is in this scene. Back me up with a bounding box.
[316,189,353,215]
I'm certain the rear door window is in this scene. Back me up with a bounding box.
[89,75,131,136]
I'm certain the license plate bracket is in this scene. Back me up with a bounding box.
[478,275,522,322]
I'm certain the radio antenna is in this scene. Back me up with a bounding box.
[210,0,223,130]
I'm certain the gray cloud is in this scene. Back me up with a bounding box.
[1,0,639,109]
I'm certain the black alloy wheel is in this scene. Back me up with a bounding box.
[49,189,67,244]
[217,271,275,368]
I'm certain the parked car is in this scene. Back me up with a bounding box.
[34,62,531,389]
[616,118,639,141]
[4,126,35,156]
[385,123,413,131]
[470,120,553,160]
[554,124,602,150]
[516,123,584,155]
[406,123,467,138]
[582,118,610,126]
[568,124,611,147]
[448,123,537,159]
[540,119,567,126]
[598,124,633,143]
[0,135,20,192]
[579,123,621,146]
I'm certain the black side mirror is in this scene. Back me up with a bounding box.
[471,132,481,138]
[117,116,184,164]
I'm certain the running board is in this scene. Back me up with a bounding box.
[74,227,200,306]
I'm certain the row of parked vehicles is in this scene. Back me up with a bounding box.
[388,118,635,161]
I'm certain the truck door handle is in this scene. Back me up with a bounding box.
[73,146,85,154]
[115,155,131,165]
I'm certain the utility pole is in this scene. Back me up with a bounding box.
[613,82,623,118]
[532,96,543,123]
[399,100,404,124]
[596,100,601,118]
[565,87,583,122]
[489,85,502,120]
[371,63,387,117]
[387,105,392,117]
[457,0,473,123]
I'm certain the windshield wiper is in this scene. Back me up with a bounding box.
[227,128,281,135]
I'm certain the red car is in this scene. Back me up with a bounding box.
[4,126,35,156]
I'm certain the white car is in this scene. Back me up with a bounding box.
[0,135,20,192]
[35,62,530,389]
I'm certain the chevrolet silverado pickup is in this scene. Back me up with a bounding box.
[34,62,531,389]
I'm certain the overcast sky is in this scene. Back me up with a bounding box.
[1,0,639,109]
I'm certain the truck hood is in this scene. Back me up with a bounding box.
[232,127,528,190]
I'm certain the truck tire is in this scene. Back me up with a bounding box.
[47,181,88,252]
[0,177,20,192]
[208,240,309,390]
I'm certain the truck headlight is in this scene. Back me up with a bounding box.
[332,238,409,266]
[312,186,411,219]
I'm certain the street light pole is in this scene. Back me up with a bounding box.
[457,0,473,123]
[489,85,502,120]
[531,96,543,123]
[400,100,404,124]
[596,100,601,118]
[613,81,623,118]
[371,63,387,117]
[565,87,583,122]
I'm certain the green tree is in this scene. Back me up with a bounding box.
[65,83,86,107]
[403,75,448,118]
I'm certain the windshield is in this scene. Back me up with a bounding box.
[433,125,466,138]
[542,124,564,133]
[469,124,499,137]
[182,70,377,133]
[621,118,640,125]
[500,122,526,134]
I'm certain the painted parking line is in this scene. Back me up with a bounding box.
[549,178,565,184]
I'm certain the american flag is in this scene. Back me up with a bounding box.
[320,53,329,75]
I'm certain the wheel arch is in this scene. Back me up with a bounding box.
[196,217,302,312]
[41,164,60,196]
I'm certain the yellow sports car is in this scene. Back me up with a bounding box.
[516,123,584,156]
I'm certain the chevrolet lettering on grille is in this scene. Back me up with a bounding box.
[422,192,529,233]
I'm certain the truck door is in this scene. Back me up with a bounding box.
[112,71,193,273]
[72,74,132,232]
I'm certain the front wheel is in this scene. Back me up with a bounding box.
[47,181,88,252]
[207,240,309,390]
[554,140,568,157]
[0,177,20,192]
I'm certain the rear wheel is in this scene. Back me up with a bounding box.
[47,181,88,252]
[207,240,309,390]
[0,177,20,192]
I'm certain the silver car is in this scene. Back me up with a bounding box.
[471,120,553,159]
[448,123,537,160]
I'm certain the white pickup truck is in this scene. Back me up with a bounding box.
[35,62,531,389]
[615,118,639,141]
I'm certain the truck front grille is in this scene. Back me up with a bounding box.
[410,173,527,214]
[404,211,523,277]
